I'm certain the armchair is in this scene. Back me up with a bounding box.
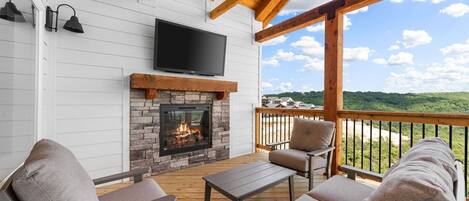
[268,119,336,190]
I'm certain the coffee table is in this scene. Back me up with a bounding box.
[202,161,296,201]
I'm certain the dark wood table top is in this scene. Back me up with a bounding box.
[203,161,296,200]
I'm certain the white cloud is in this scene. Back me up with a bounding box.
[385,38,469,92]
[343,15,352,31]
[440,3,469,17]
[303,58,324,71]
[373,58,388,65]
[441,39,469,56]
[278,82,293,92]
[374,52,414,65]
[402,30,432,48]
[262,36,288,46]
[262,57,279,66]
[390,0,404,3]
[388,45,400,51]
[291,36,324,57]
[306,23,325,32]
[348,6,368,14]
[344,47,372,62]
[411,0,443,3]
[279,0,332,16]
[261,82,273,88]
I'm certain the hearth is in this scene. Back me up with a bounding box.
[159,104,211,156]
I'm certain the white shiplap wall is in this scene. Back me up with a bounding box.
[0,0,37,179]
[40,0,261,178]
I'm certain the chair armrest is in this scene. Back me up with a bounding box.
[339,165,383,182]
[93,168,149,185]
[151,195,177,201]
[266,141,290,150]
[306,147,335,157]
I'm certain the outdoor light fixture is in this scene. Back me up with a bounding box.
[45,4,83,33]
[0,0,26,22]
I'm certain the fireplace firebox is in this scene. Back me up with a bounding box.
[159,104,211,156]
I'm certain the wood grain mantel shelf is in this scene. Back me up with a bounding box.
[130,73,238,100]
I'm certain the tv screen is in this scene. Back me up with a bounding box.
[154,19,227,76]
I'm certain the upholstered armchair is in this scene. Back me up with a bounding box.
[0,139,176,201]
[268,119,336,190]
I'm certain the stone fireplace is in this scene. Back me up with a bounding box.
[129,90,230,174]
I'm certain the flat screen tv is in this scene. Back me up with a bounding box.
[154,19,227,76]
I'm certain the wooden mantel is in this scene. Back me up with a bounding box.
[130,74,238,100]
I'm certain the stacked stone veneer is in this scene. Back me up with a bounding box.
[129,89,230,174]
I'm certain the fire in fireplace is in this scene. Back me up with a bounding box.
[159,104,211,156]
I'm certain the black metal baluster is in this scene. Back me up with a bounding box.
[379,121,382,174]
[369,120,373,171]
[388,122,392,168]
[261,113,264,146]
[449,125,453,149]
[435,124,439,137]
[410,123,413,147]
[345,119,348,165]
[353,119,356,167]
[422,124,426,139]
[465,126,468,197]
[283,115,287,149]
[276,115,279,144]
[361,120,364,169]
[399,122,402,158]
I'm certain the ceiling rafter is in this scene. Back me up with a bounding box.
[210,0,243,20]
[255,0,380,42]
[262,0,288,28]
[255,0,280,21]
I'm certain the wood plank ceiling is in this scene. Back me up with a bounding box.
[210,0,289,28]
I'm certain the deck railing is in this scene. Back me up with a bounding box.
[255,107,469,195]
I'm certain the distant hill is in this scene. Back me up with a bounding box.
[265,91,469,114]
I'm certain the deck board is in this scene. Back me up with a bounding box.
[96,152,326,201]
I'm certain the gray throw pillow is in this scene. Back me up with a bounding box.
[367,138,457,201]
[289,118,335,152]
[12,139,99,201]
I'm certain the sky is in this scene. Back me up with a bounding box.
[261,0,469,94]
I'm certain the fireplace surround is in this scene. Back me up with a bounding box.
[129,89,230,174]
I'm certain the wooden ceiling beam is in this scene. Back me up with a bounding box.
[255,0,380,42]
[210,0,243,20]
[262,0,289,28]
[255,0,280,21]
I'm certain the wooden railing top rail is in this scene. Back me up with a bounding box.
[255,107,469,127]
[339,110,469,127]
[255,107,324,116]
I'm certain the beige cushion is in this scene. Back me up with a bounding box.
[367,137,456,201]
[289,119,335,152]
[269,149,326,172]
[98,179,167,201]
[12,139,99,201]
[307,175,375,201]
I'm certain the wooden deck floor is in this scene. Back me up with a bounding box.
[97,152,326,201]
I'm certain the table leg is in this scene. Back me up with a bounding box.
[288,176,295,201]
[205,182,212,201]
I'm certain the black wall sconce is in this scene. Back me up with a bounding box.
[45,4,83,33]
[0,0,25,22]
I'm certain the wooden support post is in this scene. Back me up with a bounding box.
[324,10,344,176]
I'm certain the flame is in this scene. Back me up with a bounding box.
[177,122,189,133]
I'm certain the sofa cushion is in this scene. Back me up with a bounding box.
[289,119,335,152]
[367,138,457,201]
[307,175,375,201]
[12,139,99,201]
[269,149,326,172]
[98,179,166,201]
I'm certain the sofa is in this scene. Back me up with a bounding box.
[297,138,466,201]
